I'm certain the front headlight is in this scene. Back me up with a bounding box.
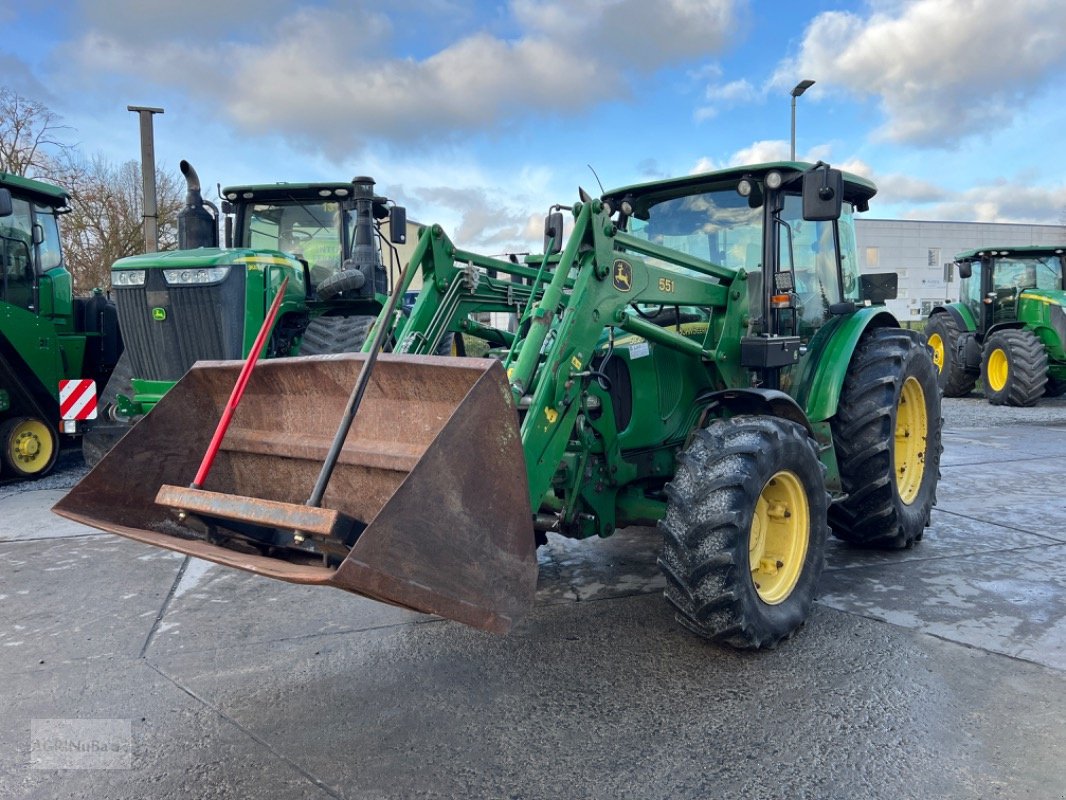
[111,269,146,287]
[161,266,231,285]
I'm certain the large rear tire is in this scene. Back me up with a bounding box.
[829,328,942,549]
[0,416,58,479]
[299,315,373,355]
[658,416,829,650]
[981,329,1047,406]
[925,313,976,397]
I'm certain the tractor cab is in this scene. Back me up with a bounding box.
[606,162,889,390]
[222,178,403,301]
[956,247,1066,332]
[0,174,67,315]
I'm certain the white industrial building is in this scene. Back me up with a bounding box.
[855,219,1066,322]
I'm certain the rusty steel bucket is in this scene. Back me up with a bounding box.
[53,353,537,634]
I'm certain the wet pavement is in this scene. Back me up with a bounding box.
[1,398,1065,799]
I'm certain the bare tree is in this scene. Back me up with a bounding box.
[0,88,75,178]
[0,90,183,292]
[55,154,183,293]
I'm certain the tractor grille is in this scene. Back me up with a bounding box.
[114,267,246,382]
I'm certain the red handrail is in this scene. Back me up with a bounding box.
[191,277,289,489]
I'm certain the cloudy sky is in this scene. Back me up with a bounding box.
[4,0,1066,252]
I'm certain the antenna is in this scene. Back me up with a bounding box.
[587,164,606,195]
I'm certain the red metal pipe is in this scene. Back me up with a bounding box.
[191,277,289,489]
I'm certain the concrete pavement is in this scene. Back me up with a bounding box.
[1,399,1064,799]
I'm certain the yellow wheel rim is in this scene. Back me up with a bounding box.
[7,418,54,474]
[894,377,927,505]
[927,332,944,372]
[987,348,1008,392]
[749,470,809,605]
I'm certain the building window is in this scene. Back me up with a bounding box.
[866,247,879,268]
[928,247,941,267]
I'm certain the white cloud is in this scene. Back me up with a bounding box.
[65,0,744,158]
[899,181,1066,224]
[513,0,741,68]
[727,140,791,165]
[695,77,758,120]
[775,0,1066,146]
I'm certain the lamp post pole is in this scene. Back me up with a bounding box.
[128,105,164,253]
[790,79,815,161]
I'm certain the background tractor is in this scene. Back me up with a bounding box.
[0,172,122,478]
[925,246,1066,405]
[84,161,408,463]
[58,161,942,650]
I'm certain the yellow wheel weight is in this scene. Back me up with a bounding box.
[749,470,809,605]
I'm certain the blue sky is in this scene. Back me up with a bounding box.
[3,0,1065,252]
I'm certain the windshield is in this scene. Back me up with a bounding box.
[993,255,1064,292]
[626,189,763,272]
[242,200,345,281]
[625,187,858,339]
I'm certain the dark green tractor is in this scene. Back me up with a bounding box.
[926,246,1066,405]
[59,162,942,650]
[0,172,122,478]
[84,162,407,463]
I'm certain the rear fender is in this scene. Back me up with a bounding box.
[931,302,977,333]
[795,306,899,423]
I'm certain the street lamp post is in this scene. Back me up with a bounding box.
[790,79,815,161]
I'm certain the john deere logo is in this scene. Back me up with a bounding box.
[152,307,167,321]
[613,259,633,292]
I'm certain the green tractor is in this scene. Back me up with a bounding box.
[84,161,408,462]
[58,161,942,649]
[925,246,1066,405]
[0,172,122,478]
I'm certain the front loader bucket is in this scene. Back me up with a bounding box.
[53,354,536,634]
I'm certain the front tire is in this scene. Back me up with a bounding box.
[658,416,829,650]
[981,329,1047,406]
[829,328,942,549]
[925,313,976,397]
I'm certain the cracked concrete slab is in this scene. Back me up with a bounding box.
[0,657,332,800]
[3,403,1066,798]
[819,543,1066,671]
[0,535,183,670]
[144,597,1062,800]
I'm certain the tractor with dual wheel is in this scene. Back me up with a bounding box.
[57,161,942,650]
[926,246,1066,406]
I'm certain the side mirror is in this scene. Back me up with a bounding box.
[802,166,843,221]
[389,206,407,244]
[860,272,898,304]
[32,222,44,246]
[220,200,234,215]
[0,188,11,217]
[956,261,972,280]
[543,211,564,255]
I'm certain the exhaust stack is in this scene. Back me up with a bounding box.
[177,160,219,250]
